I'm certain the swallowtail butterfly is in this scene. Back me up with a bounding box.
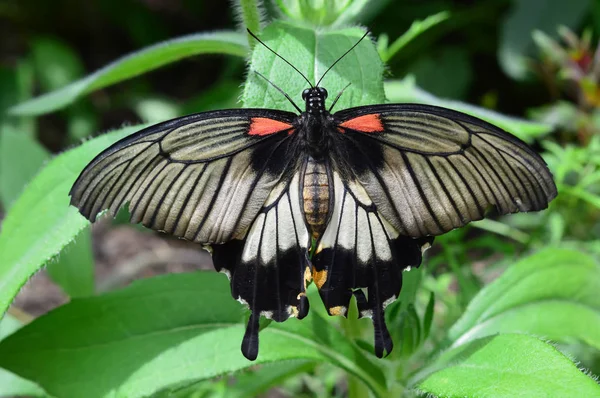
[70,30,557,360]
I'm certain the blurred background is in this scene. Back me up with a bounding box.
[1,0,597,151]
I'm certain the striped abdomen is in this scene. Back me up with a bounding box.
[302,157,332,239]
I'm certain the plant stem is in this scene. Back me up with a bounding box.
[237,0,263,49]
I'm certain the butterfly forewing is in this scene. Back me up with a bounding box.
[70,109,298,244]
[333,104,557,237]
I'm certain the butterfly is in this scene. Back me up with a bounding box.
[69,29,557,360]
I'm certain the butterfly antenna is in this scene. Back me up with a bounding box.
[253,70,303,113]
[316,30,369,87]
[328,82,351,112]
[247,29,313,88]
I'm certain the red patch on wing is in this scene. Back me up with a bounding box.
[248,117,293,136]
[339,114,384,133]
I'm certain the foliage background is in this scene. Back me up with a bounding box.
[0,0,599,397]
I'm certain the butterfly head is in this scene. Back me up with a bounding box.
[302,86,328,115]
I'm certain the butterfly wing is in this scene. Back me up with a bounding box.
[312,171,432,357]
[70,109,299,243]
[212,170,311,360]
[70,109,313,361]
[331,103,557,237]
[311,103,556,357]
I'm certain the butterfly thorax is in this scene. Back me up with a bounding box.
[304,87,327,115]
[297,86,334,158]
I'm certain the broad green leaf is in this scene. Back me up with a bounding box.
[0,125,94,299]
[499,0,591,79]
[156,361,316,398]
[9,31,248,116]
[0,314,23,340]
[46,226,95,298]
[0,315,48,397]
[416,334,600,397]
[243,20,385,111]
[448,249,600,350]
[0,272,387,398]
[384,77,552,142]
[0,126,50,208]
[0,125,143,318]
[226,360,316,398]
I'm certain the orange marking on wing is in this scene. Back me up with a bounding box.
[339,114,384,133]
[249,117,293,136]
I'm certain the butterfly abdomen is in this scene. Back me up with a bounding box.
[301,157,333,239]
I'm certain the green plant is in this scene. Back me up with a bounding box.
[0,1,599,397]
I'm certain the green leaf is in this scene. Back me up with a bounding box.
[416,334,600,397]
[9,31,248,116]
[46,226,95,298]
[499,0,591,80]
[0,315,48,397]
[0,126,50,208]
[0,272,387,398]
[226,361,316,398]
[447,248,600,350]
[243,21,385,112]
[379,11,449,62]
[0,314,23,340]
[153,361,316,398]
[384,76,552,142]
[0,125,142,318]
[384,268,423,358]
[422,291,435,342]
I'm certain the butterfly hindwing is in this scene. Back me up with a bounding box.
[70,109,298,244]
[212,171,311,360]
[332,104,557,237]
[312,171,433,358]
